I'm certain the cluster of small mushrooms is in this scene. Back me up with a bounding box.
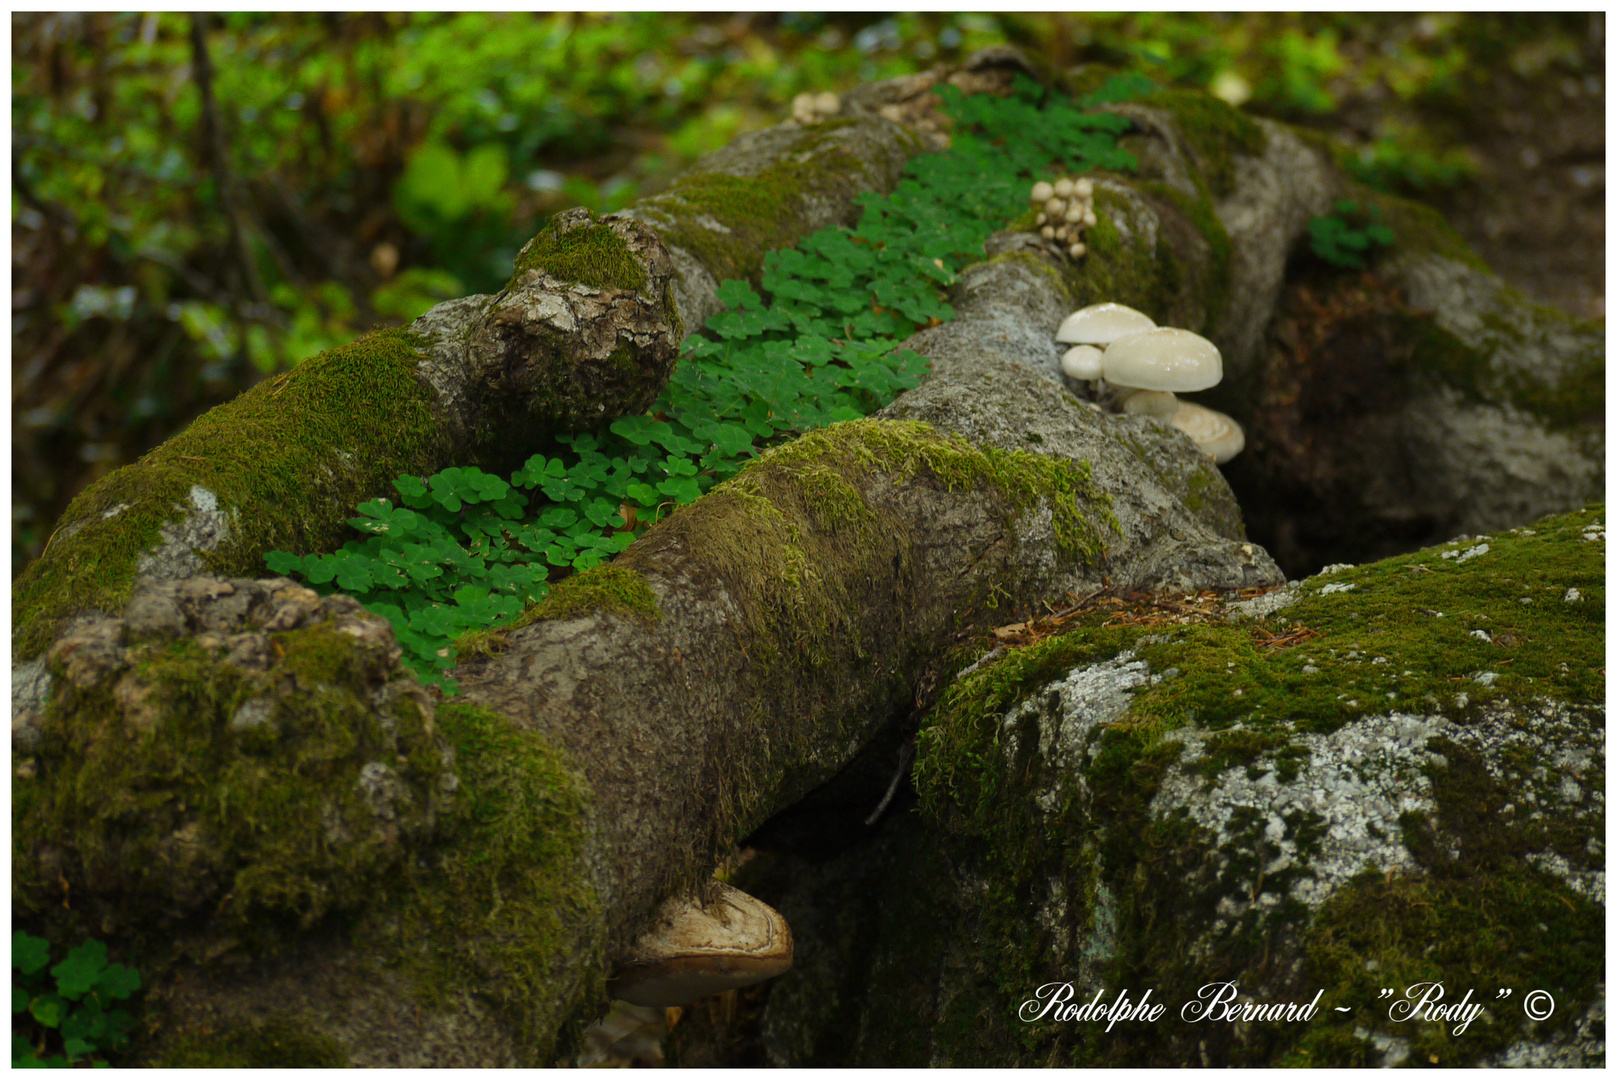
[581,882,795,1065]
[791,90,842,125]
[1057,302,1246,464]
[1030,177,1097,260]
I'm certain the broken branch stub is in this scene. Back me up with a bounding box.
[467,207,685,446]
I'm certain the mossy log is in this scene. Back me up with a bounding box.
[11,47,1604,1066]
[11,86,925,662]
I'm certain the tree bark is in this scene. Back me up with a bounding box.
[11,48,1603,1066]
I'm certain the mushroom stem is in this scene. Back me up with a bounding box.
[1120,389,1180,419]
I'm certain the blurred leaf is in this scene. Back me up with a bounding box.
[371,268,464,321]
[13,933,51,978]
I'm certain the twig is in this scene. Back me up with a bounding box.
[190,13,269,311]
[865,738,915,827]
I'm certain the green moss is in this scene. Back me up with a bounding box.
[1393,307,1604,431]
[1129,504,1604,733]
[644,418,1115,665]
[20,629,601,1064]
[13,328,446,661]
[916,626,1146,825]
[1180,463,1214,513]
[1191,727,1311,784]
[1361,190,1488,273]
[648,171,792,286]
[1142,87,1268,197]
[1063,187,1169,319]
[376,701,603,1064]
[1140,180,1232,317]
[457,562,663,660]
[508,218,647,293]
[635,118,922,288]
[1294,851,1602,1064]
[155,1020,348,1067]
[1062,179,1229,331]
[12,620,449,952]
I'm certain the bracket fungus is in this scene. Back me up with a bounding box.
[609,882,794,1008]
[1029,175,1096,259]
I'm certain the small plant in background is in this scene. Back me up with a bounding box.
[1307,199,1395,269]
[1345,129,1480,195]
[12,933,142,1068]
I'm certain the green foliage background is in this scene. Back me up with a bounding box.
[11,12,1602,573]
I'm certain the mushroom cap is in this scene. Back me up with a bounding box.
[1103,327,1223,392]
[1060,344,1105,380]
[1170,401,1245,463]
[1055,301,1157,345]
[1030,180,1054,203]
[611,883,794,1008]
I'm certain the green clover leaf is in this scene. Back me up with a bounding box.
[13,933,51,978]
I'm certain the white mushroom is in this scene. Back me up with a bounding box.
[1074,178,1094,198]
[1068,242,1085,258]
[1030,180,1055,204]
[1053,177,1075,198]
[1102,327,1222,391]
[1170,401,1245,463]
[1055,301,1157,346]
[1102,326,1223,416]
[610,883,794,1008]
[1060,344,1105,380]
[792,91,842,125]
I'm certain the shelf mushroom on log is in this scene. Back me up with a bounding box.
[609,883,794,1008]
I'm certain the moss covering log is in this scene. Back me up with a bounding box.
[10,105,925,662]
[12,329,447,661]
